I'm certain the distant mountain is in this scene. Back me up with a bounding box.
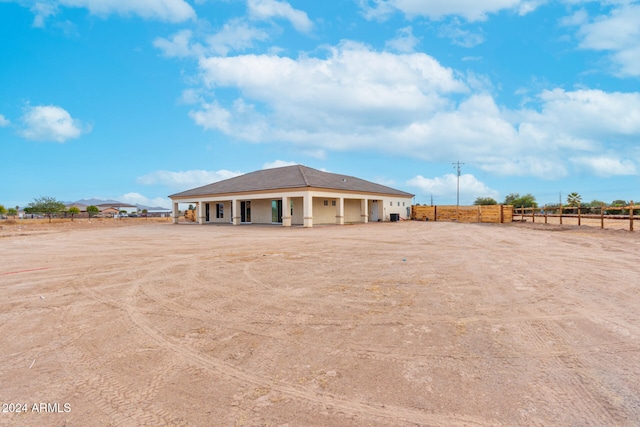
[73,198,129,206]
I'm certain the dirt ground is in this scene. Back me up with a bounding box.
[1,218,639,426]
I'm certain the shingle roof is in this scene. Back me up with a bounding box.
[169,165,414,199]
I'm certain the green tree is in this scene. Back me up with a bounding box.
[142,209,148,219]
[27,196,66,223]
[0,204,6,219]
[473,197,497,205]
[566,192,581,207]
[86,205,99,219]
[68,206,80,221]
[503,193,538,208]
[7,207,18,219]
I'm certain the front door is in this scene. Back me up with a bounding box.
[205,203,210,222]
[272,200,283,223]
[240,201,251,223]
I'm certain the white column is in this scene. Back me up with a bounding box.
[303,194,314,228]
[172,202,179,224]
[336,197,344,225]
[361,198,369,223]
[232,199,240,225]
[282,196,291,227]
[197,202,205,225]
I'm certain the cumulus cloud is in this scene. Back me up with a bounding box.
[406,173,499,203]
[184,40,640,180]
[570,156,638,177]
[19,105,90,142]
[137,169,243,189]
[247,0,313,33]
[20,0,195,25]
[119,192,172,209]
[359,0,533,22]
[571,3,640,77]
[385,26,420,53]
[0,114,10,127]
[154,20,270,58]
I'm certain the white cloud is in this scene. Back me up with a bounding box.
[573,3,640,76]
[20,0,195,25]
[0,114,10,127]
[19,105,90,142]
[59,0,195,22]
[406,173,499,202]
[185,41,640,180]
[570,156,638,177]
[247,0,313,33]
[205,19,271,56]
[359,0,533,22]
[137,169,243,188]
[193,41,467,140]
[385,26,420,53]
[262,160,297,169]
[438,19,485,47]
[119,192,172,209]
[154,21,270,58]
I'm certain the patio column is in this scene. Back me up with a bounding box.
[197,202,205,225]
[172,202,179,224]
[303,194,314,228]
[336,197,344,225]
[232,199,240,225]
[282,196,291,227]
[361,198,369,223]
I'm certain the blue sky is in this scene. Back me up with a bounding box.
[1,0,639,209]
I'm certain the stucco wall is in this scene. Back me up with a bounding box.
[381,197,413,221]
[313,197,339,224]
[344,199,362,223]
[205,202,231,224]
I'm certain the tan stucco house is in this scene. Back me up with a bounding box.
[168,165,414,227]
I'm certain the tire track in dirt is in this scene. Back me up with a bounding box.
[122,281,499,426]
[61,264,187,426]
[517,320,625,425]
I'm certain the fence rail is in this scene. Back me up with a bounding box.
[411,205,513,223]
[513,201,637,231]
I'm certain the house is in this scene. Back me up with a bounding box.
[168,165,414,227]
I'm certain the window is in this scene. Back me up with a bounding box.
[403,202,405,206]
[216,203,223,218]
[390,201,393,206]
[324,200,328,206]
[397,202,400,206]
[332,200,336,206]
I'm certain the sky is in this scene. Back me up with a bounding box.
[1,0,639,209]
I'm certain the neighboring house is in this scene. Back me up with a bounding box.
[169,165,414,227]
[97,202,137,214]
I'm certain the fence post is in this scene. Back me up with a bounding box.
[544,204,548,224]
[521,206,524,222]
[601,203,605,229]
[578,202,581,226]
[631,200,634,232]
[434,205,437,222]
[559,204,563,225]
[532,206,535,223]
[477,205,481,223]
[500,204,504,223]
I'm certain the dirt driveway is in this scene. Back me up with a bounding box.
[1,220,639,426]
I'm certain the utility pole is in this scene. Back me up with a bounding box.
[452,161,465,208]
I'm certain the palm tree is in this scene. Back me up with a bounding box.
[567,192,582,214]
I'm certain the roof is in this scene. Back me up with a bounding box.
[169,165,414,199]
